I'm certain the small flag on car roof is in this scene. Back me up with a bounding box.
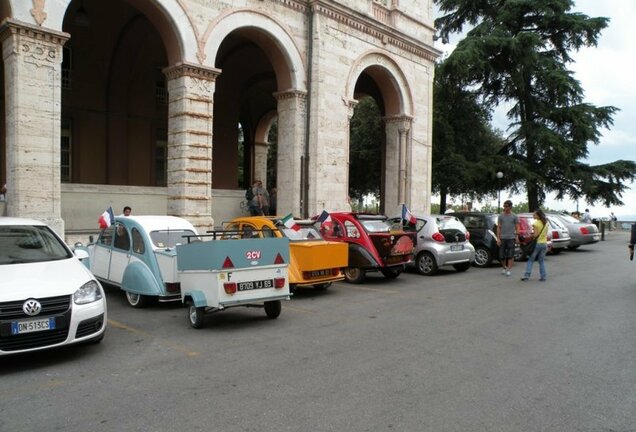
[401,203,416,225]
[281,213,300,231]
[316,210,331,224]
[98,206,115,229]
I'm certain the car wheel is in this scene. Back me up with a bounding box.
[380,267,402,279]
[188,303,206,329]
[264,300,282,319]
[343,267,365,284]
[125,291,149,308]
[453,262,471,272]
[314,283,331,290]
[416,252,438,276]
[473,246,493,268]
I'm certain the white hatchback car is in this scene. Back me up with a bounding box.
[0,217,107,356]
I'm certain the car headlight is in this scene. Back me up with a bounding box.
[74,280,103,305]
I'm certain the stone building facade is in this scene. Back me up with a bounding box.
[0,0,439,239]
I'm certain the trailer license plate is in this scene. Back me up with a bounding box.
[450,245,464,251]
[11,317,56,335]
[238,279,274,291]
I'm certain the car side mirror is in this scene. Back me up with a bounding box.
[75,249,89,260]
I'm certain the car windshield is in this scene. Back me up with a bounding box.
[281,226,323,241]
[149,229,197,249]
[360,220,391,233]
[0,225,72,265]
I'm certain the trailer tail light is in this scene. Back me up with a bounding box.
[274,277,286,289]
[222,256,235,269]
[432,232,445,242]
[580,227,589,235]
[223,282,237,295]
[165,282,180,293]
[274,253,285,264]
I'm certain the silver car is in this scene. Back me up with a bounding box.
[392,215,475,275]
[549,213,600,249]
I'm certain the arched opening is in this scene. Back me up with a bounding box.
[347,57,412,215]
[212,29,285,194]
[61,0,175,187]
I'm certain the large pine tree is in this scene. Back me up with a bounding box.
[435,0,636,210]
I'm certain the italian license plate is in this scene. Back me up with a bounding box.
[238,279,274,291]
[309,269,331,278]
[11,317,56,335]
[450,244,464,251]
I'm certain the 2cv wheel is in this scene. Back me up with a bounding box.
[125,291,150,308]
[264,300,282,319]
[187,303,206,329]
[343,267,365,284]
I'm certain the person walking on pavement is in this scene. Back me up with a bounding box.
[496,199,520,277]
[521,209,549,282]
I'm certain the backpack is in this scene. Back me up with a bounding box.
[245,187,254,202]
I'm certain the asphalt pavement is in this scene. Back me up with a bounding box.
[1,230,635,432]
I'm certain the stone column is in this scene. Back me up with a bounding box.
[254,140,268,187]
[164,63,219,233]
[384,115,412,213]
[0,20,68,236]
[274,90,306,217]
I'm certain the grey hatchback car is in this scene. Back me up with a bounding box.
[391,214,475,275]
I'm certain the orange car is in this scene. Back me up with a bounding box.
[227,217,348,290]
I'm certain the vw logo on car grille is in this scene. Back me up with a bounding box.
[22,299,42,316]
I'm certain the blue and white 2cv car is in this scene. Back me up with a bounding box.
[83,216,196,308]
[82,215,291,328]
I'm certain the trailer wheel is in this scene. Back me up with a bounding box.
[188,303,206,329]
[264,300,282,319]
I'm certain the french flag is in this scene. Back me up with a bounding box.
[98,207,115,229]
[316,210,331,225]
[401,204,416,225]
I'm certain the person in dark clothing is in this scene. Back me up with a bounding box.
[629,223,636,261]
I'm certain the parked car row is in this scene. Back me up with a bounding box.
[1,209,600,356]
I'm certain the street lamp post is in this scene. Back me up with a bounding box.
[496,171,504,212]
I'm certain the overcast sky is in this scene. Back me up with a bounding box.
[434,1,636,218]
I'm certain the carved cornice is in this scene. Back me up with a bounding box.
[0,18,69,46]
[383,114,413,124]
[273,89,308,101]
[163,62,221,81]
[274,0,441,62]
[0,19,69,68]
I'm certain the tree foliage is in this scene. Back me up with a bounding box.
[433,62,506,212]
[349,97,383,202]
[435,0,636,210]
